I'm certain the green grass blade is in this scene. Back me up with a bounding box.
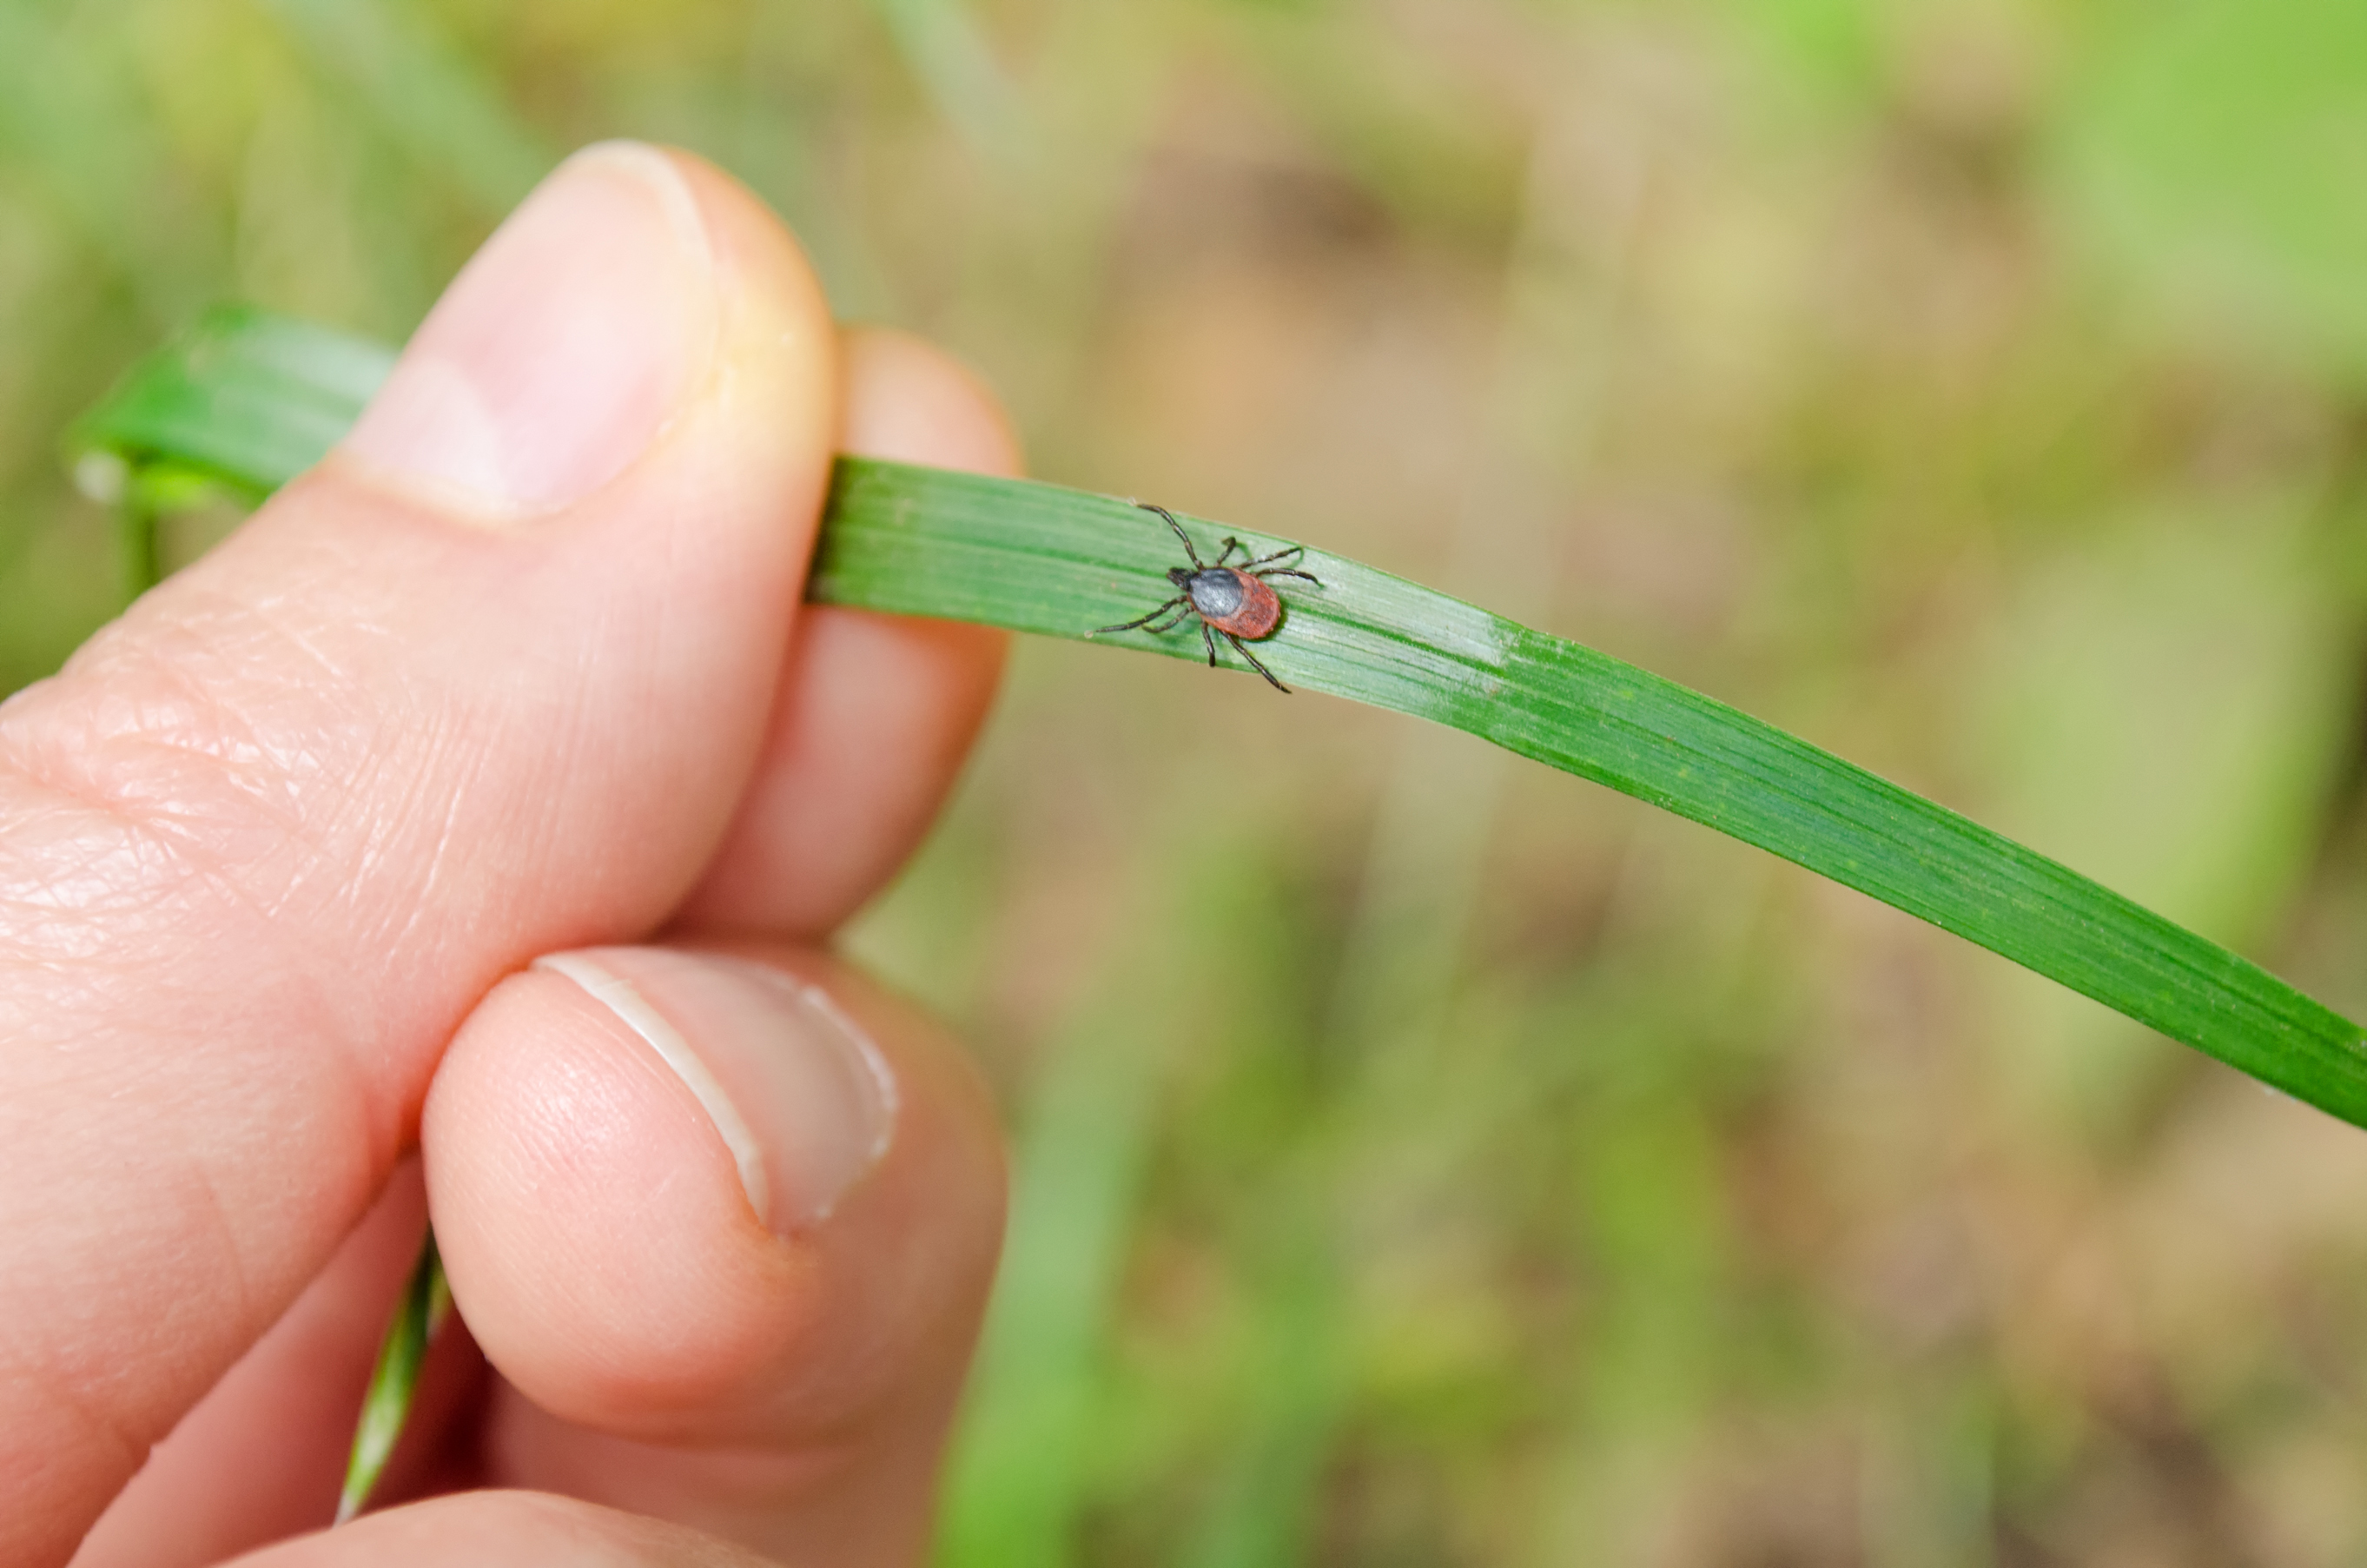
[336,1231,449,1525]
[821,462,2367,1118]
[68,305,397,508]
[67,308,2367,1128]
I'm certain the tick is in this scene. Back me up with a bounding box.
[1093,504,1322,692]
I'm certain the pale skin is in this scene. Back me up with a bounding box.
[2,146,1015,1567]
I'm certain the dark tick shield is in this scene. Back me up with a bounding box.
[1092,505,1321,691]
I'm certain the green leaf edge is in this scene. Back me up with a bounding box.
[68,308,2367,1129]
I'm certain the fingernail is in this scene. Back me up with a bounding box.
[535,949,898,1234]
[341,142,717,522]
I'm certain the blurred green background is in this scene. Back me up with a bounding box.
[15,0,2367,1560]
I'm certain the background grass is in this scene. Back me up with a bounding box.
[15,0,2367,1561]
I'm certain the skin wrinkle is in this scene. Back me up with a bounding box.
[359,729,551,989]
[1,1019,386,1495]
[0,797,260,993]
[44,571,442,939]
[57,1136,274,1423]
[0,810,188,957]
[57,611,371,814]
[357,562,652,962]
[240,579,402,696]
[25,1182,263,1445]
[331,647,645,1011]
[3,662,281,824]
[218,592,452,936]
[0,751,359,1038]
[1,1335,149,1502]
[479,607,685,929]
[170,1135,255,1339]
[0,818,382,1118]
[164,631,362,794]
[0,966,380,1358]
[319,688,489,963]
[6,679,342,877]
[0,576,519,1121]
[334,645,540,956]
[0,734,414,1315]
[376,746,480,967]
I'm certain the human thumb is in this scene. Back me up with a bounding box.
[0,142,835,1566]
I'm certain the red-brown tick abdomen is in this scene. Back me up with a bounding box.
[1207,570,1282,639]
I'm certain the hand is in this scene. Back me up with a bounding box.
[2,143,1012,1568]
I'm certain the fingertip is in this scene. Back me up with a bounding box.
[424,966,791,1427]
[658,148,843,459]
[421,945,1002,1450]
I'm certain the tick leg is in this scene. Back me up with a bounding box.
[1226,632,1291,693]
[1202,620,1220,667]
[1245,543,1304,570]
[1141,603,1195,634]
[1214,536,1245,567]
[1255,567,1322,586]
[1138,502,1205,570]
[1094,596,1187,635]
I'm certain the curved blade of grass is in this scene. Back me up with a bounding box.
[68,307,2367,1125]
[824,461,2367,1119]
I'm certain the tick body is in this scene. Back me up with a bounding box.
[1093,504,1321,691]
[1182,564,1281,638]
